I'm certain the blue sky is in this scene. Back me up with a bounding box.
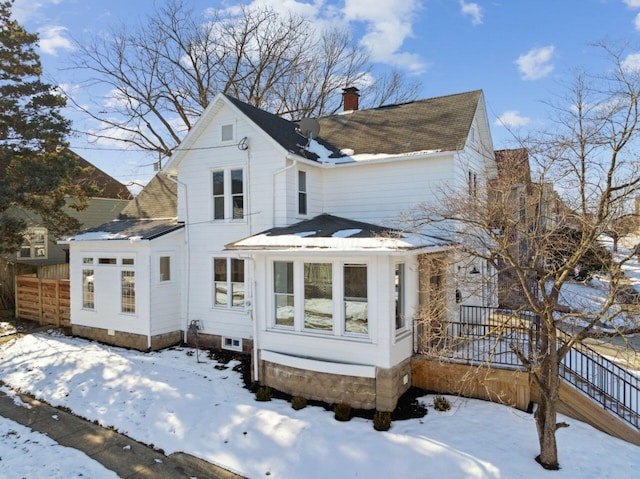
[14,0,640,190]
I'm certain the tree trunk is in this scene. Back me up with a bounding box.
[534,392,560,470]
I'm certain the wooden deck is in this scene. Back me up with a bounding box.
[411,356,640,446]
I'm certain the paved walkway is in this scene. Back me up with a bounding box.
[0,390,246,478]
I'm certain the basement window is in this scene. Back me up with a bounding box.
[222,336,242,352]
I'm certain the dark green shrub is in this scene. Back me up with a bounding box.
[433,395,451,411]
[291,396,307,410]
[373,411,392,431]
[255,386,272,402]
[334,403,352,421]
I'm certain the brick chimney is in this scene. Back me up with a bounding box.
[342,87,360,111]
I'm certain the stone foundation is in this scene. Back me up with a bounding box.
[185,331,253,355]
[260,356,412,412]
[71,325,181,351]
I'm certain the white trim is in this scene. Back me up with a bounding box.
[261,350,376,378]
[222,336,242,352]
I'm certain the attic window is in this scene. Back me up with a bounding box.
[221,124,234,142]
[469,126,476,143]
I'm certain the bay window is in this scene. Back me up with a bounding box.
[272,260,368,337]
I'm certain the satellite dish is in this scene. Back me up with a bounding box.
[297,117,320,140]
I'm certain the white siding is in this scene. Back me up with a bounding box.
[70,241,151,336]
[149,231,184,336]
[175,101,291,340]
[321,154,455,235]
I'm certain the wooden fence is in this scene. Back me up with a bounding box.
[15,275,70,327]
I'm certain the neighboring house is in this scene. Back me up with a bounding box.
[0,152,132,309]
[65,88,498,413]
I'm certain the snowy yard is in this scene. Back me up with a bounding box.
[0,331,638,478]
[0,415,118,479]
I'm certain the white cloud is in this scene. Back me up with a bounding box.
[621,52,640,73]
[624,0,640,8]
[459,1,482,26]
[515,45,555,80]
[12,0,62,23]
[216,0,425,73]
[634,12,640,30]
[38,25,74,56]
[494,110,531,128]
[343,0,426,72]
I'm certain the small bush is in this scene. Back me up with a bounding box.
[254,386,272,402]
[433,395,451,412]
[291,396,307,410]
[373,411,392,431]
[334,403,352,422]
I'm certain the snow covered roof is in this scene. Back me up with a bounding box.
[63,218,183,242]
[226,214,452,252]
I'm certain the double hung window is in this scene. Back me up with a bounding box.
[214,258,245,308]
[213,168,244,220]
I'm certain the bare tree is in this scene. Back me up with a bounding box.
[68,0,420,156]
[407,44,640,470]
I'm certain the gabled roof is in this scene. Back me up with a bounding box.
[226,213,451,252]
[66,218,183,242]
[70,150,133,200]
[119,173,177,220]
[227,90,482,161]
[224,95,341,161]
[316,90,483,156]
[166,90,484,170]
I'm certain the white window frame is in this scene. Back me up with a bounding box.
[221,123,234,143]
[159,255,171,282]
[270,259,370,339]
[82,268,95,310]
[213,257,245,309]
[120,269,136,314]
[395,263,406,331]
[212,167,245,221]
[222,336,242,352]
[18,227,48,259]
[297,170,307,216]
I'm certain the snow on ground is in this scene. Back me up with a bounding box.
[0,415,118,478]
[0,321,16,337]
[0,332,638,478]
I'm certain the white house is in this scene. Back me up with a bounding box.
[65,88,498,412]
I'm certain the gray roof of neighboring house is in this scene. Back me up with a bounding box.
[119,173,178,220]
[226,213,451,252]
[225,90,482,161]
[67,218,183,242]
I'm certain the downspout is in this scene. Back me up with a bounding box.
[147,247,152,351]
[166,174,191,343]
[272,156,298,228]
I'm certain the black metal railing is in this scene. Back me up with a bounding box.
[559,329,640,429]
[416,305,640,430]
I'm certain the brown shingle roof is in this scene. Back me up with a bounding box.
[225,90,482,159]
[70,151,133,200]
[317,90,482,155]
[119,173,177,219]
